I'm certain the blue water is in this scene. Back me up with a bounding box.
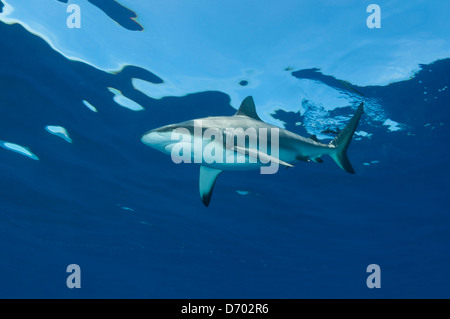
[1,2,450,298]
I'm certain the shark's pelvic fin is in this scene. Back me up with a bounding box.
[199,166,222,207]
[235,96,262,121]
[329,102,364,174]
[232,146,294,168]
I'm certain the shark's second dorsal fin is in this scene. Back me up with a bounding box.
[235,96,262,121]
[199,166,222,207]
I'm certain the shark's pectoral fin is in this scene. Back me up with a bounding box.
[232,146,294,168]
[199,166,222,207]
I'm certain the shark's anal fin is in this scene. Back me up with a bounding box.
[199,166,222,207]
[235,96,262,121]
[232,146,294,168]
[296,155,309,162]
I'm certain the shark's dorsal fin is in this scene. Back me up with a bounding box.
[199,166,222,207]
[235,96,262,121]
[309,134,320,142]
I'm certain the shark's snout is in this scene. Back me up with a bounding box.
[141,130,166,146]
[141,123,181,149]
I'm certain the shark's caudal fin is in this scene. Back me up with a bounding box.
[329,102,364,174]
[199,166,222,207]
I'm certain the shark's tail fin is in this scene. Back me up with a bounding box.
[329,102,364,174]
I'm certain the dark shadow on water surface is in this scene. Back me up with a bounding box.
[56,0,144,31]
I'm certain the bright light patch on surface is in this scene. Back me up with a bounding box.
[355,131,373,138]
[383,119,403,132]
[82,100,98,112]
[132,78,187,100]
[108,87,144,111]
[0,140,39,160]
[45,125,72,143]
[3,0,449,89]
[236,190,249,195]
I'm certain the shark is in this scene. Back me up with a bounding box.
[141,96,364,206]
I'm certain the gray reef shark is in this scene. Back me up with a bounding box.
[141,96,364,206]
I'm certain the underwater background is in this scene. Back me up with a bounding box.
[0,0,449,298]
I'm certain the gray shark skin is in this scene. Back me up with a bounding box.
[142,96,364,206]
